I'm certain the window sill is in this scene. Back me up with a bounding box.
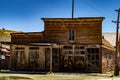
[69,40,75,43]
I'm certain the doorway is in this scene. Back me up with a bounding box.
[29,47,39,71]
[45,48,60,71]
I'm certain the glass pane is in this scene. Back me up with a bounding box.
[15,47,24,50]
[63,51,69,55]
[96,61,99,67]
[69,29,74,41]
[63,46,67,49]
[75,46,80,49]
[72,30,74,40]
[94,48,99,53]
[63,46,72,49]
[29,47,39,50]
[87,48,99,54]
[69,51,73,54]
[68,46,72,49]
[80,46,84,49]
[75,51,80,54]
[69,30,72,40]
[81,51,85,54]
[87,48,91,53]
[88,55,91,60]
[91,55,95,60]
[96,55,99,60]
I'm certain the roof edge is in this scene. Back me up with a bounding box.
[41,17,105,20]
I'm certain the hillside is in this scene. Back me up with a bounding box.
[0,29,19,42]
[102,33,116,46]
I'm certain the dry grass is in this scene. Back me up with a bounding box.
[0,73,119,80]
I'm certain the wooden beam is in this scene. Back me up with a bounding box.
[50,46,52,72]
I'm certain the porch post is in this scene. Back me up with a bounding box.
[0,42,1,71]
[50,45,52,72]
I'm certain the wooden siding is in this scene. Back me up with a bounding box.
[102,38,115,73]
[42,18,104,45]
[11,32,44,44]
[102,47,115,73]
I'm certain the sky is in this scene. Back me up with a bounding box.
[0,0,119,33]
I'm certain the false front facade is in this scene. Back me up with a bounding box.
[10,17,115,73]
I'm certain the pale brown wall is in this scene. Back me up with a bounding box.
[11,32,44,43]
[43,18,103,45]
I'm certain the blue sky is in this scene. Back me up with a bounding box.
[0,0,119,33]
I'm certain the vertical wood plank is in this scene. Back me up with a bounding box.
[50,45,52,72]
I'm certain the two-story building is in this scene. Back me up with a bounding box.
[10,17,115,73]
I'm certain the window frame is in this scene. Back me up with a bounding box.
[68,29,75,42]
[15,47,25,66]
[87,48,99,67]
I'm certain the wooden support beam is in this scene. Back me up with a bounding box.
[50,46,52,72]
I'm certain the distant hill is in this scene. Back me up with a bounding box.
[0,29,20,42]
[102,33,116,46]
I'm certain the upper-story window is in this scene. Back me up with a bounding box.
[69,29,75,41]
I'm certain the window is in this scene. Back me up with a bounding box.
[69,29,74,41]
[87,48,99,67]
[63,46,73,50]
[15,47,25,66]
[63,46,73,55]
[74,46,85,55]
[29,47,39,61]
[62,45,86,71]
[29,47,40,69]
[63,45,85,55]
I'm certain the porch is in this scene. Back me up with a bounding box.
[10,44,101,73]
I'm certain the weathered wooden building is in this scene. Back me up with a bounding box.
[0,42,10,70]
[0,29,15,70]
[10,17,115,73]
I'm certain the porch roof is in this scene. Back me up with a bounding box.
[11,42,57,46]
[29,43,57,46]
[102,38,115,51]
